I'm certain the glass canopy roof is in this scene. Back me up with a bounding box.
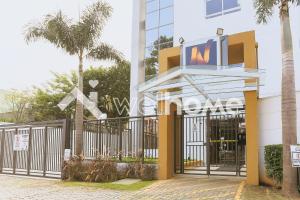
[139,64,265,105]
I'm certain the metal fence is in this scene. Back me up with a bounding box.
[0,115,159,179]
[70,115,159,162]
[175,112,247,176]
[0,120,66,178]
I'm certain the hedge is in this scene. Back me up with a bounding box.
[264,144,283,185]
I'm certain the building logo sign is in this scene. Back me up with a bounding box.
[185,39,217,66]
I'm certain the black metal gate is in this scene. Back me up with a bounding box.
[0,120,67,178]
[175,112,246,176]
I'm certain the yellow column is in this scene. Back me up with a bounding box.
[228,31,259,185]
[244,91,259,185]
[157,47,180,180]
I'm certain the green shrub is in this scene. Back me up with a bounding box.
[264,144,283,186]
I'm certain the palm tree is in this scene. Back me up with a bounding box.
[254,0,299,196]
[25,1,123,156]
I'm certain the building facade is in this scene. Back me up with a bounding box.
[130,0,300,185]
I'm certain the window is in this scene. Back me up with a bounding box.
[206,0,240,18]
[145,0,174,80]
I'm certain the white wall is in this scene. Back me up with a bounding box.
[258,91,300,182]
[173,0,300,97]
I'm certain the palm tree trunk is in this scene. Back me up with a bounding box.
[280,1,298,196]
[75,54,84,156]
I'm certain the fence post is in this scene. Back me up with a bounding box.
[13,128,18,175]
[0,129,5,173]
[141,116,145,164]
[64,119,71,150]
[27,127,33,176]
[61,120,67,180]
[118,118,122,161]
[180,113,184,174]
[206,111,211,176]
[96,120,99,158]
[43,126,48,177]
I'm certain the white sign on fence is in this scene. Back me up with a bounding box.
[290,145,300,167]
[64,149,71,161]
[13,134,29,151]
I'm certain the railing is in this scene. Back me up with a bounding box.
[0,120,66,178]
[70,115,159,163]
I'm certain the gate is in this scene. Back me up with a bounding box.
[0,120,67,178]
[175,112,246,176]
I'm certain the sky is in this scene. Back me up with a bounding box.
[0,0,132,90]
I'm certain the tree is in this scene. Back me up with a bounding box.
[83,61,130,118]
[254,0,299,196]
[31,72,77,121]
[4,90,32,123]
[25,1,123,155]
[30,62,130,121]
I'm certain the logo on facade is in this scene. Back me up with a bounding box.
[185,39,217,66]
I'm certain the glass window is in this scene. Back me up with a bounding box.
[144,0,174,80]
[206,0,222,16]
[146,29,159,47]
[223,0,240,10]
[146,0,159,13]
[146,11,159,30]
[159,7,173,26]
[160,0,173,9]
[206,0,240,17]
[159,24,173,39]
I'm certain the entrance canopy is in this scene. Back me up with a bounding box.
[139,64,265,104]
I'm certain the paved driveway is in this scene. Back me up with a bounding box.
[0,174,277,200]
[0,174,242,200]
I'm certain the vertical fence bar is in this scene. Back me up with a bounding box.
[206,111,211,176]
[27,127,33,176]
[13,128,18,174]
[0,129,5,173]
[180,113,184,174]
[64,119,71,150]
[61,120,67,179]
[174,112,176,173]
[118,118,122,161]
[43,126,48,177]
[141,116,145,164]
[96,120,99,158]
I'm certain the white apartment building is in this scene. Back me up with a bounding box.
[130,0,300,185]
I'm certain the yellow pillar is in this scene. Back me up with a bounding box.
[228,31,259,185]
[157,47,180,180]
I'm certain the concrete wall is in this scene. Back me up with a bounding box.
[258,91,300,184]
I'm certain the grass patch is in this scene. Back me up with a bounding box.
[111,157,158,164]
[60,180,155,191]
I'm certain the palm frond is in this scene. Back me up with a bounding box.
[87,43,123,63]
[25,11,77,55]
[254,0,278,24]
[77,1,112,49]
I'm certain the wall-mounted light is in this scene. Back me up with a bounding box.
[179,37,185,45]
[216,28,224,36]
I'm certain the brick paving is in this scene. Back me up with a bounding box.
[0,174,292,200]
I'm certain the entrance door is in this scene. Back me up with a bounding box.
[174,112,246,176]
